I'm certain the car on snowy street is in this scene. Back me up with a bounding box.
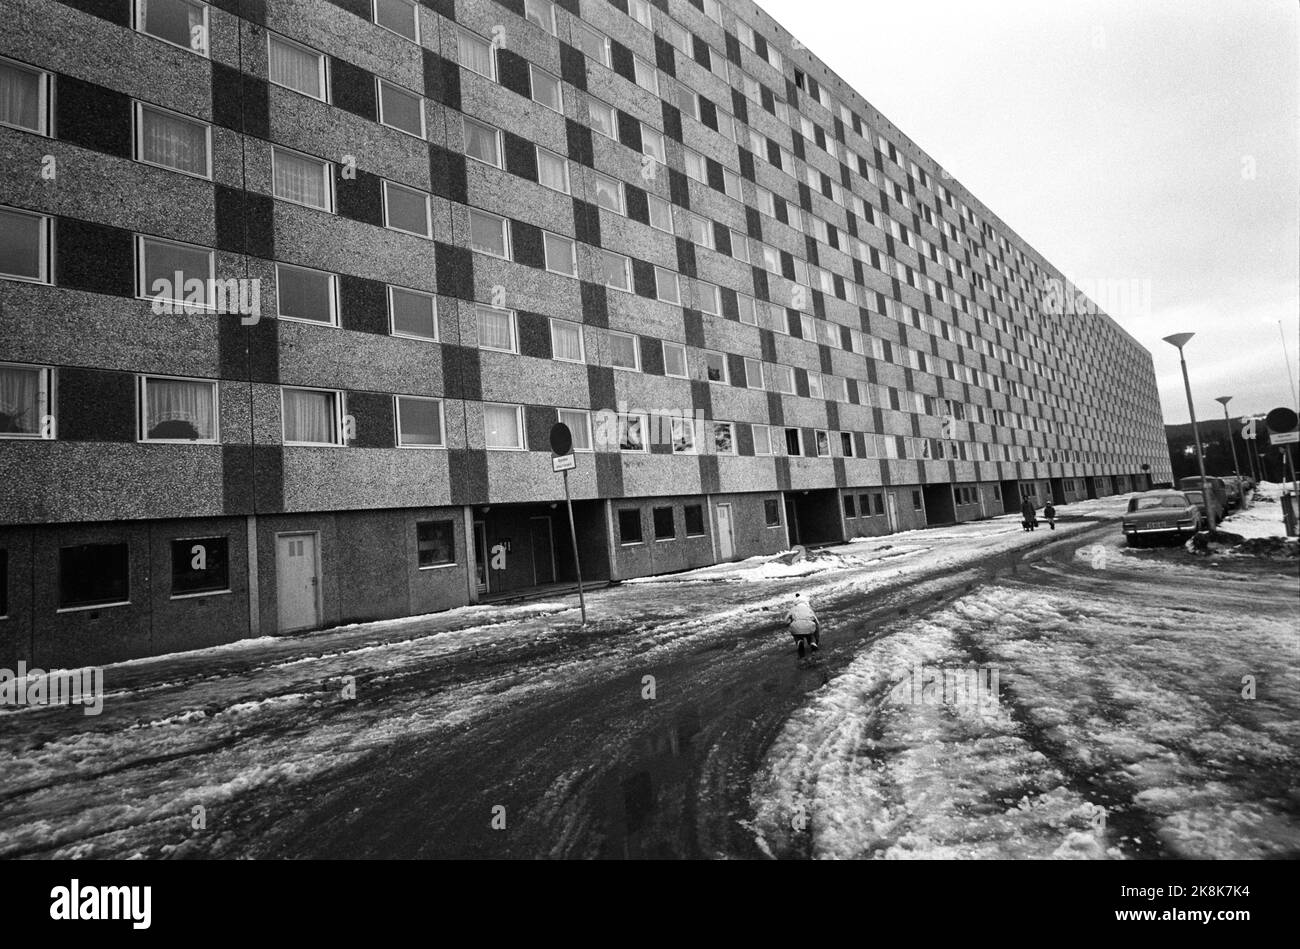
[1177,475,1230,517]
[1122,490,1202,545]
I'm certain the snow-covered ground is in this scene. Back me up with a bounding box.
[1219,481,1299,541]
[747,536,1300,860]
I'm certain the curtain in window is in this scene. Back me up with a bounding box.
[458,34,492,76]
[140,107,207,175]
[146,378,215,440]
[477,307,513,350]
[140,0,204,48]
[463,120,497,163]
[537,153,567,192]
[483,405,520,448]
[0,62,39,130]
[269,38,322,96]
[274,151,326,207]
[284,389,334,444]
[594,178,619,212]
[559,411,590,450]
[0,366,40,434]
[552,324,582,361]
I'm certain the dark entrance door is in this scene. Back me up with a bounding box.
[530,517,555,585]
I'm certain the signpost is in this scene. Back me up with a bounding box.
[549,422,587,624]
[1265,407,1300,537]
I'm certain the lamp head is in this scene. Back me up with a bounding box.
[1214,396,1232,406]
[1162,332,1195,350]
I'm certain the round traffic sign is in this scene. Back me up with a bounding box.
[549,421,573,455]
[1265,407,1298,434]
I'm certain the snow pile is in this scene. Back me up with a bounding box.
[1218,482,1297,542]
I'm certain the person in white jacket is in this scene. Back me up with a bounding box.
[784,594,821,658]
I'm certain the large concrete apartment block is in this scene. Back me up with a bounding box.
[0,0,1172,665]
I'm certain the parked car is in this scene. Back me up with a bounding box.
[1176,476,1229,520]
[1122,490,1202,545]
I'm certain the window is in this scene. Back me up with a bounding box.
[476,304,517,353]
[785,427,802,456]
[483,403,525,449]
[268,34,327,100]
[688,214,713,248]
[524,0,557,34]
[592,172,624,214]
[713,421,735,455]
[272,147,333,211]
[770,365,795,394]
[536,147,570,193]
[373,0,419,41]
[744,358,764,389]
[0,363,53,438]
[282,387,344,446]
[912,490,923,510]
[134,0,209,54]
[671,416,695,453]
[843,494,856,518]
[597,250,630,290]
[393,395,443,447]
[698,283,720,315]
[378,80,424,137]
[389,286,437,340]
[752,424,772,455]
[531,65,563,112]
[171,536,229,596]
[576,23,611,66]
[647,194,673,233]
[618,413,646,451]
[815,430,831,457]
[458,30,496,79]
[684,149,707,183]
[59,544,130,610]
[730,229,749,263]
[543,232,576,275]
[557,408,593,451]
[469,209,509,258]
[276,264,337,325]
[764,499,781,527]
[609,331,640,370]
[0,207,52,283]
[722,168,742,200]
[655,267,680,304]
[134,102,211,177]
[841,432,854,457]
[630,0,653,29]
[662,341,687,377]
[417,520,456,566]
[618,508,643,544]
[140,375,218,442]
[589,99,616,139]
[137,235,214,307]
[704,351,728,384]
[652,506,675,540]
[384,181,432,237]
[633,57,659,96]
[550,319,585,362]
[463,116,502,166]
[642,126,666,163]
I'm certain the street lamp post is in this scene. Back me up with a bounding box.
[1215,396,1243,486]
[1164,333,1216,533]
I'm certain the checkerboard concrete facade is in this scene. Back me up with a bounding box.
[0,0,1171,665]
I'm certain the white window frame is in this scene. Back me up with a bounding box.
[132,101,213,179]
[557,408,593,452]
[592,171,625,215]
[588,98,617,139]
[618,412,648,453]
[457,29,497,81]
[598,249,631,291]
[535,145,571,194]
[387,285,438,341]
[135,234,215,307]
[703,350,728,385]
[138,374,219,444]
[133,0,210,56]
[633,56,659,96]
[713,421,736,455]
[275,263,339,326]
[647,194,673,233]
[468,208,511,259]
[372,0,420,42]
[280,386,345,447]
[609,331,641,371]
[697,282,720,315]
[744,357,764,389]
[271,146,335,212]
[815,429,831,457]
[524,0,558,35]
[543,231,577,276]
[377,78,426,138]
[549,318,586,363]
[753,423,772,456]
[383,179,432,237]
[670,416,696,454]
[462,115,502,167]
[654,266,680,304]
[483,402,526,451]
[395,395,446,449]
[662,341,688,378]
[576,23,612,67]
[641,125,666,163]
[267,33,329,101]
[0,362,54,440]
[530,64,564,112]
[476,304,518,354]
[0,206,53,284]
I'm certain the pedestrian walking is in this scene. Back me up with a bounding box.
[1021,497,1037,532]
[1043,502,1056,530]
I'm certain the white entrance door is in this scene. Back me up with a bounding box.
[885,493,899,532]
[715,503,735,560]
[276,532,320,632]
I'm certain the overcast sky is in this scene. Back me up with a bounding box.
[758,0,1299,427]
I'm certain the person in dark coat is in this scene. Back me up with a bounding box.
[1043,502,1057,529]
[1021,497,1037,531]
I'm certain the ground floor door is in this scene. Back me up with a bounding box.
[784,498,799,546]
[715,503,735,560]
[885,493,899,532]
[529,517,556,585]
[275,532,320,633]
[474,520,489,594]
